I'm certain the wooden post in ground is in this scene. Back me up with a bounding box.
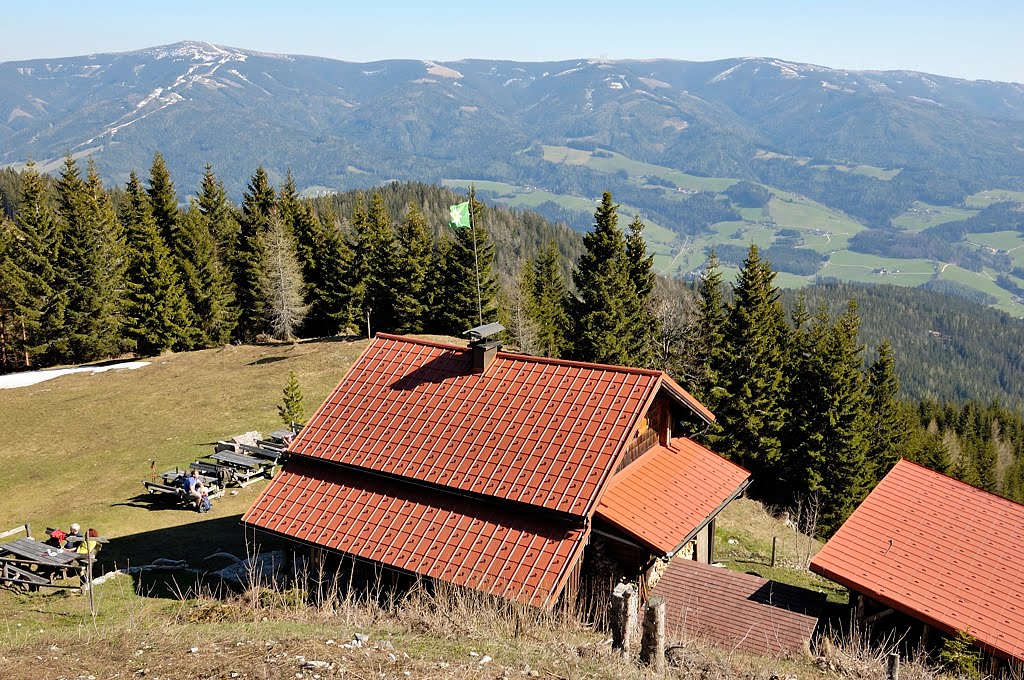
[610,583,637,657]
[640,596,666,673]
[771,536,777,567]
[887,652,899,680]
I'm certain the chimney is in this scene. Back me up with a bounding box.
[463,322,505,374]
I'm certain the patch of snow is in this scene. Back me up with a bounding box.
[553,66,584,77]
[7,107,32,122]
[0,361,150,390]
[16,67,33,75]
[608,81,623,90]
[920,76,939,89]
[638,76,671,89]
[423,61,462,79]
[412,78,438,84]
[361,69,385,76]
[709,64,743,83]
[910,95,943,106]
[227,69,272,95]
[820,80,854,93]
[136,87,164,109]
[460,105,478,112]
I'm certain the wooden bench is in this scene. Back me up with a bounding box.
[1,559,53,591]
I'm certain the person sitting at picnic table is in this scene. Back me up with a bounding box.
[76,528,101,555]
[182,469,203,508]
[63,523,81,549]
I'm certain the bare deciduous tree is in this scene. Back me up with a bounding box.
[259,209,307,341]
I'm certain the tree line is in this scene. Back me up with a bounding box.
[2,162,1022,535]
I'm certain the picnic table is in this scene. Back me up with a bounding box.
[0,537,86,587]
[209,450,273,486]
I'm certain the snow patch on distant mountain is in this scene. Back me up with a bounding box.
[910,95,943,106]
[424,61,462,78]
[709,64,742,83]
[126,41,293,64]
[638,77,671,89]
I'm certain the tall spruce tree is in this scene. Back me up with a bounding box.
[865,340,912,483]
[146,152,180,248]
[392,203,431,333]
[232,166,276,342]
[0,163,54,369]
[197,164,239,263]
[566,192,637,366]
[259,209,307,341]
[816,302,872,534]
[693,252,728,408]
[529,240,569,358]
[717,244,788,484]
[624,215,657,367]
[352,193,399,333]
[178,204,236,345]
[50,157,123,363]
[293,201,356,337]
[120,172,191,356]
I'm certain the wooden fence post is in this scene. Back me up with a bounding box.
[887,652,899,680]
[771,536,777,567]
[610,583,637,656]
[640,595,666,673]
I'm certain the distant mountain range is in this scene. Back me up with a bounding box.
[3,41,1023,197]
[5,41,1024,316]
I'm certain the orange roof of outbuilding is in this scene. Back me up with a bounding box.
[288,334,712,518]
[596,437,751,554]
[811,460,1024,661]
[243,457,589,608]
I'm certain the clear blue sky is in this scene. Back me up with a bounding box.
[3,1,1023,83]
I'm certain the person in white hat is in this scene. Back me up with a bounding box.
[63,523,81,549]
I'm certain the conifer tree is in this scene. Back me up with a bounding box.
[0,163,54,368]
[693,252,728,408]
[259,209,307,341]
[352,193,399,333]
[392,203,431,333]
[146,152,180,248]
[816,301,872,534]
[625,215,657,367]
[232,166,275,341]
[120,172,191,356]
[716,244,788,483]
[865,340,911,483]
[177,204,236,345]
[529,240,569,358]
[278,369,306,428]
[566,192,637,365]
[437,197,498,333]
[197,164,239,263]
[50,157,123,362]
[292,202,356,337]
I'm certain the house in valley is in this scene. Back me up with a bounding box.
[243,329,750,609]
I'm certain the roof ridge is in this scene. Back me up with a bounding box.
[894,458,1024,510]
[373,333,665,378]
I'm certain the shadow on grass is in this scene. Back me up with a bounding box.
[111,492,196,512]
[100,513,289,600]
[248,356,289,366]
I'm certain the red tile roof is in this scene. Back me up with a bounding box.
[652,558,824,657]
[811,460,1024,662]
[289,334,710,518]
[243,457,589,608]
[595,437,751,554]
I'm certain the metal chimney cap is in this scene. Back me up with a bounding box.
[463,322,505,342]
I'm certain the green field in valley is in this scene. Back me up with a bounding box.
[448,149,1024,317]
[891,202,978,231]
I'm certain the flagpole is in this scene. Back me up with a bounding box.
[469,188,483,326]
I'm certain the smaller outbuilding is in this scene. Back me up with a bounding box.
[811,459,1024,670]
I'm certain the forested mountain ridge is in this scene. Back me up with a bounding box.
[3,42,1024,203]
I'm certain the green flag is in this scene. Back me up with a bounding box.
[448,201,471,229]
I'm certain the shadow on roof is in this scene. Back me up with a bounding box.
[389,350,468,391]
